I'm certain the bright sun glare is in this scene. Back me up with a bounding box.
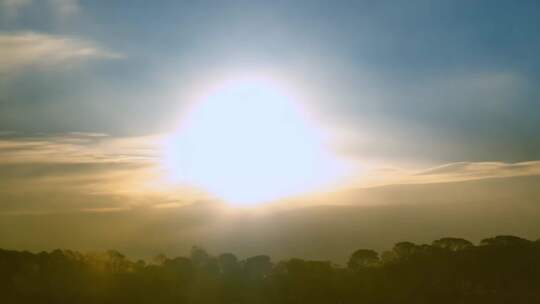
[163,76,345,206]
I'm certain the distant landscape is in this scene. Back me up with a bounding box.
[2,235,539,303]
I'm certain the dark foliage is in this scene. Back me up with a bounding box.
[1,235,540,303]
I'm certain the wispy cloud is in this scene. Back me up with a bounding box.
[0,133,187,214]
[0,32,122,74]
[1,0,79,19]
[356,161,540,189]
[0,132,154,163]
[416,161,540,178]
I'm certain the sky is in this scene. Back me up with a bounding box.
[1,0,540,261]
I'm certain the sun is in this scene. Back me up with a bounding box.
[162,76,345,206]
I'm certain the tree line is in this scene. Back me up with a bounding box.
[1,235,539,303]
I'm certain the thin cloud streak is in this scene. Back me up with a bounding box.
[1,0,79,19]
[0,32,122,74]
[355,161,540,190]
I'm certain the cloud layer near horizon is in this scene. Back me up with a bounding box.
[1,132,540,261]
[1,132,540,215]
[0,133,184,215]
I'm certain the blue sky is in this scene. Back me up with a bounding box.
[1,0,540,164]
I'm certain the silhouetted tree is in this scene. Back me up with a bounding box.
[480,235,531,247]
[2,235,540,304]
[243,255,272,280]
[392,241,418,260]
[347,249,379,270]
[432,237,474,251]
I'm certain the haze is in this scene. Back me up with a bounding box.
[1,0,540,262]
